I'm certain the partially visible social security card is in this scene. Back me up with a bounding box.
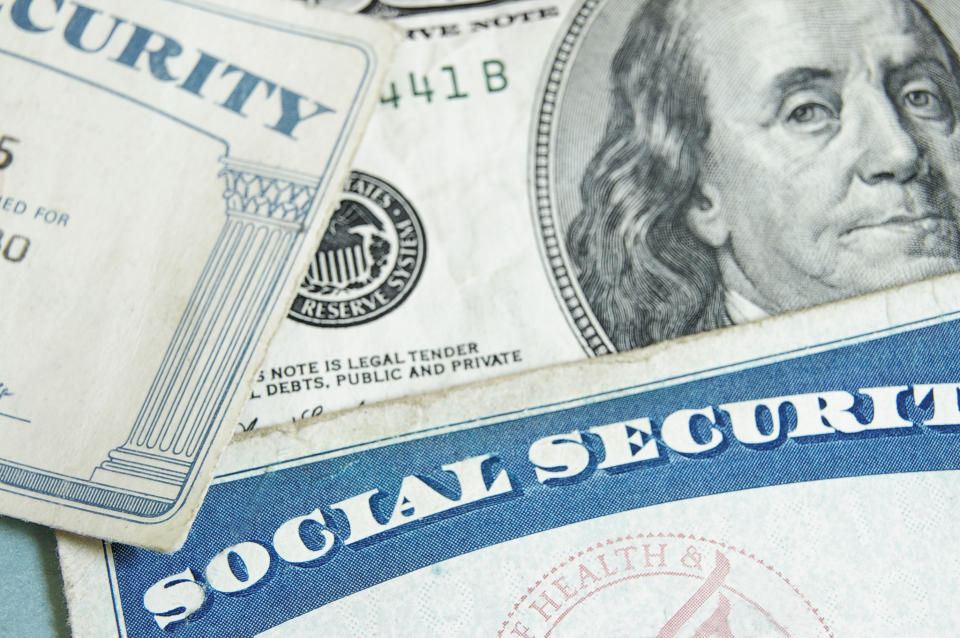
[0,0,394,550]
[60,274,960,635]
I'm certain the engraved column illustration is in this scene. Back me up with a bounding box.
[91,158,319,504]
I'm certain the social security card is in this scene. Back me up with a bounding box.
[59,275,960,635]
[0,0,394,550]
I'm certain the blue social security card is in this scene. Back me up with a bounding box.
[58,274,960,636]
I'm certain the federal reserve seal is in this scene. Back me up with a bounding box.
[289,171,426,327]
[501,532,832,637]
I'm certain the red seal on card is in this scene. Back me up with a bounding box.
[500,532,833,637]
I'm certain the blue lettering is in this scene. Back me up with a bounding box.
[10,0,63,33]
[4,3,334,138]
[219,64,276,115]
[63,4,124,54]
[270,88,335,138]
[112,24,182,82]
[179,50,221,97]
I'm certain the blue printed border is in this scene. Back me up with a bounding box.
[224,309,960,482]
[102,309,960,637]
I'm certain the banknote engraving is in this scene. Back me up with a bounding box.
[289,171,426,327]
[378,58,511,107]
[237,0,569,430]
[244,342,525,426]
[297,0,521,19]
[501,533,830,637]
[536,0,960,355]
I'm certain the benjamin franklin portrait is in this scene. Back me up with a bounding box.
[560,0,960,351]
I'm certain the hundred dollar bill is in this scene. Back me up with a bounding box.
[58,273,960,636]
[239,0,578,431]
[297,0,525,18]
[0,0,394,550]
[241,0,960,431]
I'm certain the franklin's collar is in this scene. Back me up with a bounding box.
[724,288,770,325]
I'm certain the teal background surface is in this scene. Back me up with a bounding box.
[0,518,69,637]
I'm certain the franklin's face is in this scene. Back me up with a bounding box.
[687,0,960,313]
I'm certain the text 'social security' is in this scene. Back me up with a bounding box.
[142,382,960,630]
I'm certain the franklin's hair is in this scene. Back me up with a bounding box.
[567,0,960,352]
[567,0,721,352]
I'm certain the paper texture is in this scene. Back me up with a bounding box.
[57,272,960,636]
[0,0,395,550]
[241,0,960,433]
[299,0,528,17]
[240,0,581,431]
